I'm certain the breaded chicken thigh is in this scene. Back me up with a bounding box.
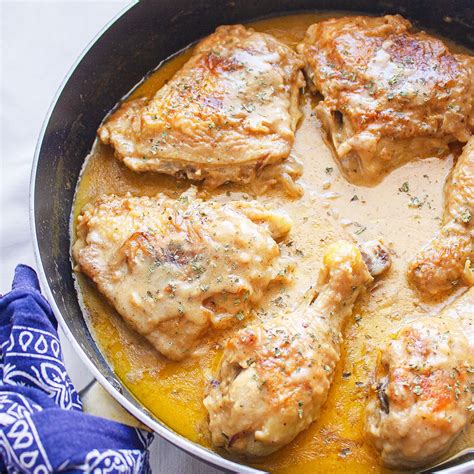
[73,189,293,360]
[99,25,304,188]
[298,15,473,185]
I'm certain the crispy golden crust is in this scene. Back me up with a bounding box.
[99,25,304,188]
[298,15,474,184]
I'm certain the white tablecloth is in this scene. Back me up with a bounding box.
[0,2,222,472]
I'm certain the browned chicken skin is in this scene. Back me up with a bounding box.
[99,25,304,188]
[298,15,474,185]
[366,288,474,469]
[204,240,390,456]
[73,189,293,360]
[408,138,474,295]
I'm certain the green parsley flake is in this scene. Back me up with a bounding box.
[460,208,472,224]
[399,182,409,193]
[298,401,304,419]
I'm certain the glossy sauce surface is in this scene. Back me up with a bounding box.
[72,13,473,473]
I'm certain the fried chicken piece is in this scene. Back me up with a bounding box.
[99,25,304,188]
[204,240,390,456]
[408,138,474,296]
[298,15,474,185]
[365,288,474,469]
[73,189,293,360]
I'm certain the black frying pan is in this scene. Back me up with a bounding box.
[31,1,474,471]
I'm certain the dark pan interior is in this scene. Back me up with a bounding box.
[32,0,473,463]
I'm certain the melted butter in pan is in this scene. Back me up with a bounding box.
[72,13,473,474]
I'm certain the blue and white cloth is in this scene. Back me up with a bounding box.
[0,265,154,473]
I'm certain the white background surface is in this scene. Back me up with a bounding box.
[0,1,223,472]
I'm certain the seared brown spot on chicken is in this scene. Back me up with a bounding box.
[408,138,474,295]
[298,15,474,185]
[204,240,390,456]
[99,25,305,188]
[365,288,474,469]
[73,189,293,360]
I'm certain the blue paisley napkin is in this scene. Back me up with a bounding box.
[0,265,154,473]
